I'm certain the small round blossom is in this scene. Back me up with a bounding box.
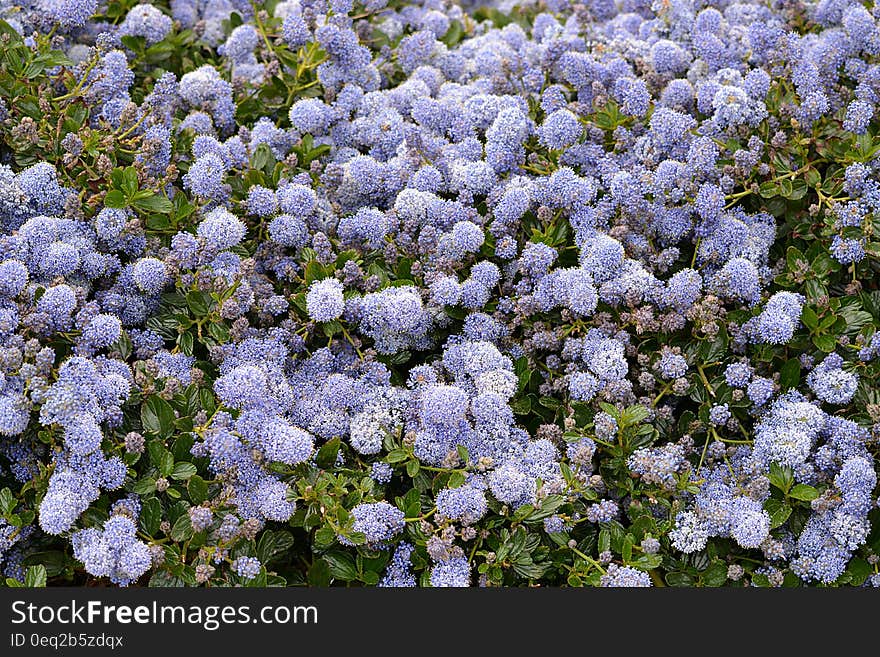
[232,556,262,580]
[306,278,345,322]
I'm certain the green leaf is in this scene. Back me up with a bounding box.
[186,290,213,317]
[170,462,197,481]
[307,559,331,586]
[758,181,779,198]
[122,166,139,198]
[132,476,157,495]
[665,572,695,587]
[812,333,837,352]
[159,452,175,478]
[251,142,276,173]
[24,565,47,588]
[510,395,531,415]
[386,448,409,464]
[256,530,296,566]
[132,193,174,213]
[764,498,792,529]
[315,437,341,469]
[0,487,15,516]
[789,484,819,502]
[441,20,464,47]
[207,321,230,344]
[142,396,176,437]
[598,529,611,554]
[322,320,342,337]
[0,19,23,43]
[187,475,208,505]
[631,554,662,570]
[170,514,193,542]
[406,459,420,477]
[120,34,147,51]
[768,463,793,493]
[447,471,466,488]
[801,306,819,330]
[140,497,162,536]
[178,330,194,356]
[844,558,871,586]
[751,573,770,587]
[360,569,380,585]
[779,358,801,390]
[304,260,329,285]
[313,527,336,549]
[785,179,807,200]
[104,190,127,208]
[323,552,358,581]
[701,561,728,587]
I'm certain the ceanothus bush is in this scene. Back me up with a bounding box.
[0,0,878,590]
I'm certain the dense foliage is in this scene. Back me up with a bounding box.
[0,0,879,588]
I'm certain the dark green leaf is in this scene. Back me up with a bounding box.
[665,572,694,587]
[24,565,47,588]
[187,475,208,505]
[701,561,728,587]
[132,193,174,213]
[789,484,819,502]
[170,514,193,542]
[140,497,162,536]
[315,437,340,469]
[170,462,197,481]
[779,358,801,390]
[764,498,792,529]
[104,190,127,208]
[323,552,358,581]
[307,559,331,586]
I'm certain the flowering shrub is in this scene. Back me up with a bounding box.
[0,0,879,589]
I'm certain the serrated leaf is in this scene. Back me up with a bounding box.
[313,526,337,549]
[142,396,175,438]
[844,558,871,586]
[779,358,801,390]
[186,290,213,317]
[140,497,162,536]
[187,475,208,504]
[122,166,139,198]
[132,476,157,495]
[812,333,837,352]
[0,487,15,516]
[170,462,197,481]
[170,514,193,542]
[764,498,792,529]
[104,190,127,208]
[801,306,819,330]
[665,572,694,586]
[256,530,296,566]
[789,484,819,501]
[701,561,728,587]
[307,558,331,586]
[315,437,340,469]
[24,565,47,588]
[132,193,174,213]
[447,471,466,488]
[386,448,408,464]
[323,552,358,581]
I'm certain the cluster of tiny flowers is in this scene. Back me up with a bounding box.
[71,516,151,586]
